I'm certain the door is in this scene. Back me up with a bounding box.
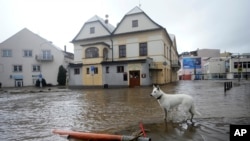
[15,79,23,87]
[129,71,140,87]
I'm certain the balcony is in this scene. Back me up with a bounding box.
[149,62,162,70]
[36,54,53,62]
[171,60,181,71]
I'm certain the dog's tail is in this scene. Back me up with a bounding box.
[191,104,201,116]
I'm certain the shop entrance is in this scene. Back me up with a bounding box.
[15,79,23,87]
[129,71,140,87]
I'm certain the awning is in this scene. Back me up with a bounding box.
[12,75,23,79]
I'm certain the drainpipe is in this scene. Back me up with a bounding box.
[110,37,114,62]
[169,46,172,82]
[111,39,114,62]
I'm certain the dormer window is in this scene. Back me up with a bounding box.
[90,27,95,34]
[132,20,138,27]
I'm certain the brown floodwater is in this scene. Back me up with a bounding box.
[0,80,249,141]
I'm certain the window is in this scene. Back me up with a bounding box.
[90,27,95,34]
[117,66,124,73]
[32,65,40,72]
[74,68,80,75]
[106,67,109,73]
[86,68,90,74]
[234,62,238,69]
[139,42,147,56]
[24,50,32,57]
[42,50,51,59]
[93,67,98,74]
[123,73,128,81]
[33,79,37,85]
[87,67,98,74]
[132,20,138,27]
[13,65,22,72]
[119,45,126,58]
[103,48,108,60]
[85,47,99,58]
[243,62,247,68]
[2,49,12,57]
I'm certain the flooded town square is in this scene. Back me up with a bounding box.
[0,80,250,141]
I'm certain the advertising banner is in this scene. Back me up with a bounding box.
[183,57,201,69]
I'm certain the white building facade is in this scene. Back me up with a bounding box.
[0,28,73,87]
[203,58,226,79]
[227,53,250,80]
[179,51,250,80]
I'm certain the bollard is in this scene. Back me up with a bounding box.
[224,81,233,92]
[52,129,151,141]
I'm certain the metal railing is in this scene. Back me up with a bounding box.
[36,55,53,61]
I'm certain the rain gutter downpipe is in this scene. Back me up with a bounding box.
[110,36,114,62]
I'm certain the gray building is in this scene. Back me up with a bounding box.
[101,58,153,87]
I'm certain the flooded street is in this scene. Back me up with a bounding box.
[0,80,250,141]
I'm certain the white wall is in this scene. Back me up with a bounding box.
[75,22,110,40]
[0,28,68,87]
[204,61,225,74]
[115,14,159,34]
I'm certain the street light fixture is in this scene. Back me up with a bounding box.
[231,53,241,82]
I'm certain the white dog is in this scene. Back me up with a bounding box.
[150,85,200,122]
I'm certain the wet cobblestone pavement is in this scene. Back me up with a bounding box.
[0,80,250,141]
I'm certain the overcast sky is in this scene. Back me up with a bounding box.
[0,0,249,54]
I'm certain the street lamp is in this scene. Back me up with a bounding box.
[231,53,241,82]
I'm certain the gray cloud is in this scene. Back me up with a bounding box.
[0,0,249,54]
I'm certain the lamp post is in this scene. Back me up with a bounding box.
[237,53,241,82]
[231,53,241,82]
[193,58,196,80]
[246,62,248,80]
[38,41,52,88]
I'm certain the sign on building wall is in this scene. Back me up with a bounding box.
[128,63,141,70]
[183,58,201,69]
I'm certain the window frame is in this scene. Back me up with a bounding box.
[132,20,138,28]
[86,68,90,74]
[117,66,124,73]
[139,42,147,56]
[23,50,32,57]
[13,65,22,72]
[90,27,95,34]
[74,68,80,75]
[32,65,40,72]
[2,49,12,57]
[42,50,51,59]
[106,66,109,73]
[119,45,126,58]
[85,47,99,58]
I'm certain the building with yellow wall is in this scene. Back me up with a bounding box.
[69,6,180,87]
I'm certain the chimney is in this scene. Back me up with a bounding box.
[64,45,67,52]
[105,19,108,24]
[105,14,109,24]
